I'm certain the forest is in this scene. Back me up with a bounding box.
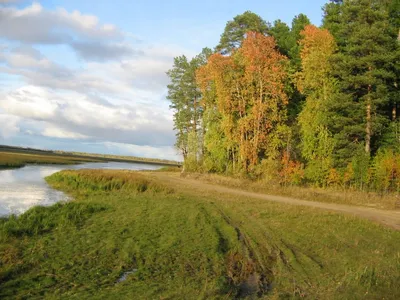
[167,0,400,192]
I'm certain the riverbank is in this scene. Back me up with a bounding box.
[1,170,399,299]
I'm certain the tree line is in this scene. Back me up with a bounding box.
[167,0,400,192]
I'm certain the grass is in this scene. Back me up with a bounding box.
[181,172,400,210]
[0,151,100,169]
[0,170,399,299]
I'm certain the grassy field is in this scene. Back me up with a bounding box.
[0,170,399,299]
[0,151,100,169]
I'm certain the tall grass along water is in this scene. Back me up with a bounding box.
[0,162,161,216]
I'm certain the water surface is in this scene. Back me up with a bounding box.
[0,162,161,216]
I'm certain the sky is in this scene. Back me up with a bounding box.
[0,0,328,161]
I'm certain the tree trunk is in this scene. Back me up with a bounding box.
[365,101,371,154]
[365,76,372,154]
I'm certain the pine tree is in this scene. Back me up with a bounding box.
[167,48,212,166]
[215,11,269,55]
[323,0,399,167]
[269,20,292,57]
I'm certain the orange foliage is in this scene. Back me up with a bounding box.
[279,152,304,185]
[327,168,341,186]
[197,32,288,171]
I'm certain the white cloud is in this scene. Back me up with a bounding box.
[1,86,58,119]
[100,141,181,161]
[71,41,142,62]
[0,42,186,100]
[0,3,122,44]
[0,113,20,138]
[42,127,88,139]
[0,3,195,160]
[0,0,22,3]
[0,85,174,146]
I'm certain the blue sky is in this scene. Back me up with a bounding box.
[0,0,328,160]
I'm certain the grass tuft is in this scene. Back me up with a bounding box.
[0,202,107,239]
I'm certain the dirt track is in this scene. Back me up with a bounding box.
[150,172,400,231]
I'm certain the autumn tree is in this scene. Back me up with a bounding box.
[198,32,288,173]
[196,53,235,172]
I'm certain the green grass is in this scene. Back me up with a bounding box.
[0,170,399,299]
[0,151,99,169]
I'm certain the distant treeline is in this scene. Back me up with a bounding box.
[54,151,181,166]
[167,0,400,192]
[0,145,181,166]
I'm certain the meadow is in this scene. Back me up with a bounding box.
[0,170,398,299]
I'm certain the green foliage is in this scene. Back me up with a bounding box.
[324,0,399,164]
[303,127,335,186]
[270,15,311,122]
[167,5,400,191]
[215,11,269,54]
[288,14,311,67]
[167,48,212,163]
[269,20,292,57]
[351,148,371,190]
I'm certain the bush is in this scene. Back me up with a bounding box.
[372,149,400,193]
[279,153,304,186]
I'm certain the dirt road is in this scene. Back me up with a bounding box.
[150,172,400,230]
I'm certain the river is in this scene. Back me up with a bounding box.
[0,162,162,216]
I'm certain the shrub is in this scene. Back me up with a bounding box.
[372,149,400,193]
[279,153,304,186]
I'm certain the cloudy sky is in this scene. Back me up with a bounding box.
[0,0,327,161]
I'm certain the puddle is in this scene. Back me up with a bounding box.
[117,269,138,283]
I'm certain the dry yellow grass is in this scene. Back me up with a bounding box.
[180,172,399,210]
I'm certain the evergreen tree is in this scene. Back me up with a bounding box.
[215,11,269,55]
[323,0,399,167]
[269,20,292,57]
[289,14,311,68]
[167,48,212,166]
